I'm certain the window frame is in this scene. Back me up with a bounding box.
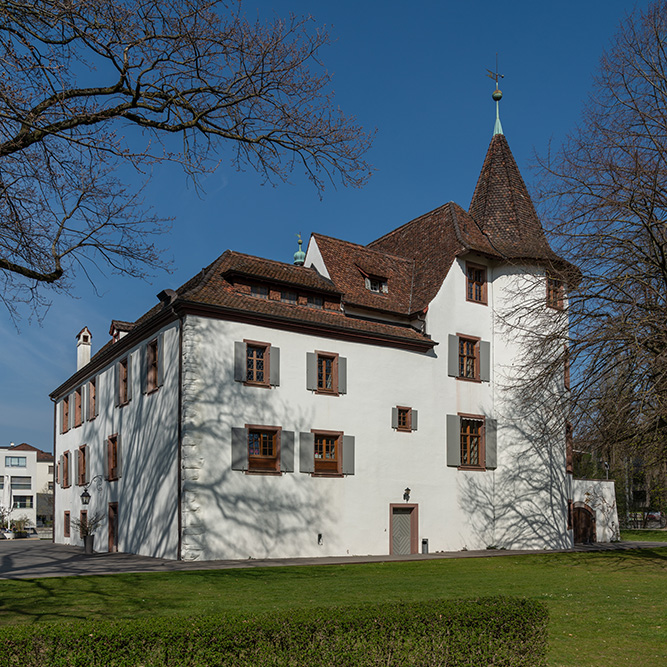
[146,339,159,393]
[250,284,269,299]
[119,357,130,406]
[107,435,120,481]
[10,476,31,490]
[280,289,298,304]
[77,445,87,486]
[307,294,324,309]
[62,398,70,433]
[79,510,88,539]
[459,414,486,471]
[466,262,488,305]
[244,339,271,388]
[62,451,71,488]
[74,386,83,428]
[312,429,343,476]
[546,273,565,310]
[316,351,339,395]
[246,424,281,474]
[396,406,412,432]
[5,456,26,467]
[457,334,481,382]
[64,511,70,538]
[12,495,33,509]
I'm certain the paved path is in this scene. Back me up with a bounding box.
[1,538,665,580]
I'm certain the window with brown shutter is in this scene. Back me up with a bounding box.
[397,407,412,432]
[313,431,342,474]
[62,399,69,433]
[317,353,337,393]
[88,378,96,420]
[78,445,87,486]
[547,274,565,309]
[458,337,479,381]
[460,417,485,469]
[62,451,71,488]
[147,339,159,392]
[466,263,487,304]
[247,426,280,473]
[74,387,82,427]
[119,358,129,405]
[64,511,70,538]
[79,510,88,539]
[107,435,119,481]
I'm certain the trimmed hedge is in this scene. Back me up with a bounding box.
[0,596,547,666]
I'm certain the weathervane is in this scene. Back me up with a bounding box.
[486,54,504,136]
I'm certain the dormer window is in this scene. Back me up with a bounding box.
[251,284,269,299]
[307,295,323,309]
[365,276,388,294]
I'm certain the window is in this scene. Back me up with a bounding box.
[74,386,82,427]
[547,274,564,309]
[466,263,487,304]
[460,418,484,467]
[64,511,70,538]
[48,465,54,475]
[62,451,71,487]
[314,432,341,474]
[281,289,297,304]
[79,510,88,539]
[106,435,120,481]
[298,431,355,475]
[118,357,130,405]
[88,377,97,420]
[231,426,294,474]
[564,344,571,391]
[566,422,574,475]
[5,456,26,467]
[62,398,69,433]
[459,337,479,380]
[147,339,159,392]
[446,414,497,470]
[251,284,269,299]
[48,481,54,492]
[77,445,87,486]
[448,335,490,382]
[247,428,280,473]
[392,407,418,432]
[365,276,388,293]
[246,342,269,385]
[0,478,3,489]
[307,294,323,309]
[306,351,347,395]
[234,341,280,387]
[10,476,31,490]
[13,496,33,509]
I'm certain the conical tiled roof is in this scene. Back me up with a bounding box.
[469,133,559,262]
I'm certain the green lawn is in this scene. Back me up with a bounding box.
[1,549,666,667]
[621,528,667,542]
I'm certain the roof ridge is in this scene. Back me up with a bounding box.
[313,232,413,264]
[368,202,454,249]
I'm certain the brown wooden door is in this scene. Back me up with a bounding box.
[108,502,118,553]
[573,506,596,544]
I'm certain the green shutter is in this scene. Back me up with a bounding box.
[342,435,355,475]
[448,335,459,377]
[411,409,418,431]
[269,346,280,386]
[391,407,399,429]
[446,414,461,467]
[480,340,491,382]
[306,353,317,391]
[299,433,314,473]
[231,427,248,471]
[280,431,294,472]
[234,342,246,382]
[338,357,347,394]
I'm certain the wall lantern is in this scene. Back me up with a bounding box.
[80,475,103,505]
[403,487,411,502]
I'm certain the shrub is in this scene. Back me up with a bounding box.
[0,596,547,666]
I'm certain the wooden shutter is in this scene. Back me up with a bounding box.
[485,419,498,470]
[411,410,419,431]
[82,384,89,422]
[234,342,246,382]
[280,431,294,472]
[480,341,491,382]
[94,377,99,418]
[59,455,64,487]
[75,449,81,486]
[126,356,133,402]
[141,344,148,394]
[157,332,165,387]
[114,363,120,407]
[341,435,355,475]
[446,414,461,467]
[231,427,248,471]
[448,335,459,376]
[104,442,109,480]
[306,353,317,391]
[391,407,399,429]
[68,394,74,428]
[299,433,314,473]
[269,346,280,386]
[338,357,347,394]
[85,446,90,484]
[116,434,123,478]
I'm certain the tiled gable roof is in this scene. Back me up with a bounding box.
[8,442,53,462]
[368,201,493,312]
[468,133,560,262]
[311,234,415,315]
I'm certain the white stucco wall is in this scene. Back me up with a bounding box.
[573,479,620,543]
[0,448,37,528]
[178,252,570,560]
[53,321,180,557]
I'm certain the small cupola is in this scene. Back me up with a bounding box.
[76,327,92,370]
[293,234,306,266]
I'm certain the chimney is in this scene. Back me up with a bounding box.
[76,327,92,370]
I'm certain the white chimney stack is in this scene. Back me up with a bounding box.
[76,327,92,370]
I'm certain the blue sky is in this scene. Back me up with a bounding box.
[0,0,639,451]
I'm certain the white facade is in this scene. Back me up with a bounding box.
[573,479,620,543]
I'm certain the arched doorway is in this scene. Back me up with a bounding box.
[573,504,596,544]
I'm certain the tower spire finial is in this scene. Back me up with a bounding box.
[486,54,504,136]
[293,232,306,266]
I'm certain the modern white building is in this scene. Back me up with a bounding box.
[51,116,589,560]
[0,443,54,529]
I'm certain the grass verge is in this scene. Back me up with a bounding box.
[621,528,667,542]
[0,548,665,666]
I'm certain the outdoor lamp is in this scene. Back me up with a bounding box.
[80,475,103,505]
[80,488,91,505]
[403,487,411,502]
